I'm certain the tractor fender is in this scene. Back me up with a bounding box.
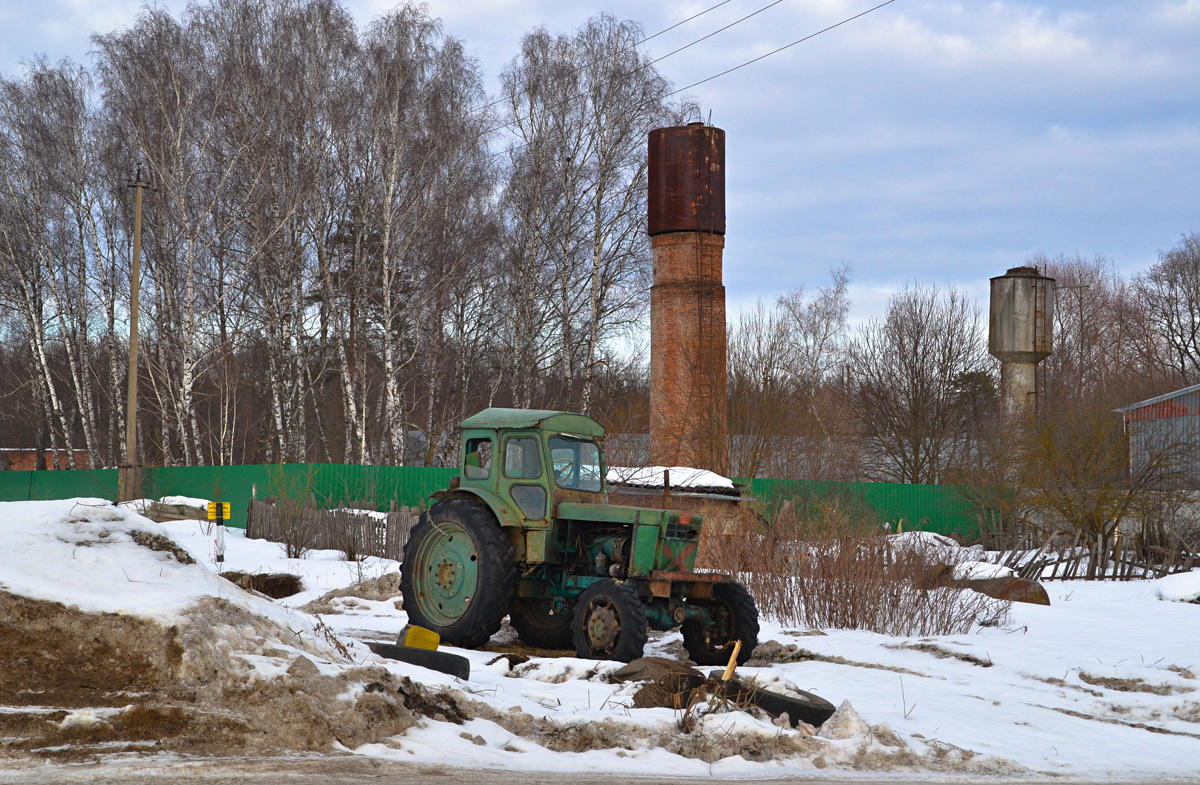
[430,487,524,529]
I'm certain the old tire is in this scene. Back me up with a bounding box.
[368,642,471,680]
[713,677,837,728]
[572,579,648,662]
[510,599,574,650]
[681,582,760,666]
[400,498,517,649]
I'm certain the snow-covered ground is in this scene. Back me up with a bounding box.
[2,498,1199,779]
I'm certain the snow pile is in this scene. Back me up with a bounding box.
[607,465,735,491]
[2,498,237,622]
[886,530,982,558]
[1154,569,1200,603]
[885,530,1013,581]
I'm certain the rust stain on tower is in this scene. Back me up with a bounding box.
[648,122,728,474]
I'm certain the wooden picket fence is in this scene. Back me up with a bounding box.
[992,526,1197,581]
[246,499,421,561]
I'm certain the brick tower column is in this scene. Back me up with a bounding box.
[647,123,728,473]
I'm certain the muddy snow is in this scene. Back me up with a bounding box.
[1,498,1198,780]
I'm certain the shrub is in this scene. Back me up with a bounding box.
[699,499,1009,636]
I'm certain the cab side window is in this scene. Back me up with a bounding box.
[504,437,543,479]
[463,438,492,479]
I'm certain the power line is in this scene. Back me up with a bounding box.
[490,0,900,161]
[474,0,734,115]
[482,1,792,138]
[644,0,784,71]
[631,0,737,47]
[666,0,898,97]
[485,0,787,137]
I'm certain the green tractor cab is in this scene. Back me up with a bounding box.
[399,408,759,663]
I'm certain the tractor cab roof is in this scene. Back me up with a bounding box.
[461,408,605,439]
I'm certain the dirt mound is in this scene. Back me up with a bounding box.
[299,572,401,613]
[0,590,461,763]
[0,591,182,708]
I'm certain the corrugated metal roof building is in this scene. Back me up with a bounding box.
[1116,384,1200,487]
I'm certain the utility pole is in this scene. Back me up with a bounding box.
[118,165,148,502]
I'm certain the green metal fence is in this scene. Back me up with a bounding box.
[0,468,119,504]
[0,463,982,537]
[736,478,981,539]
[0,464,456,529]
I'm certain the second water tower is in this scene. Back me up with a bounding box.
[989,266,1055,420]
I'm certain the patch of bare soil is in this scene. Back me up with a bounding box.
[1025,674,1103,697]
[0,591,460,763]
[220,571,303,599]
[1042,704,1200,740]
[1078,671,1193,695]
[481,619,572,658]
[747,640,930,677]
[299,572,401,613]
[1168,664,1196,680]
[885,642,993,667]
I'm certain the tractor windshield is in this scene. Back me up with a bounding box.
[548,436,603,493]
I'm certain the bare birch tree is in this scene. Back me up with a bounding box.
[499,15,685,413]
[846,283,989,484]
[1135,234,1200,387]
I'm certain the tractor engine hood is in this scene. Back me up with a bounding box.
[554,501,699,530]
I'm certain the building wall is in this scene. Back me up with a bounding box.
[1121,385,1200,488]
[0,450,91,471]
[1126,416,1200,488]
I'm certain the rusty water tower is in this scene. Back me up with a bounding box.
[989,266,1055,420]
[647,122,727,473]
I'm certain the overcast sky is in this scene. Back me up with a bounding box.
[2,0,1198,324]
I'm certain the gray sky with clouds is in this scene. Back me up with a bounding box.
[3,0,1198,324]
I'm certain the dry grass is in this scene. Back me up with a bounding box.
[700,500,1010,636]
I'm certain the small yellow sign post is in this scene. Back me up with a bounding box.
[207,501,230,565]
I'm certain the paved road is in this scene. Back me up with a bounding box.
[3,757,1198,785]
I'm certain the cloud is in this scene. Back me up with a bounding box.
[1,0,1196,325]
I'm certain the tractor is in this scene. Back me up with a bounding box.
[399,408,759,664]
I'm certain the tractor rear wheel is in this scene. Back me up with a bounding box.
[509,599,574,650]
[572,579,648,662]
[681,582,759,666]
[400,498,517,649]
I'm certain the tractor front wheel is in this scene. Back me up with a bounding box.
[572,579,648,662]
[400,498,517,649]
[681,582,759,666]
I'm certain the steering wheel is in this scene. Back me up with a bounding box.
[553,457,575,485]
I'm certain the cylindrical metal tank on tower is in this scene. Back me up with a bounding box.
[647,122,728,473]
[989,266,1055,420]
